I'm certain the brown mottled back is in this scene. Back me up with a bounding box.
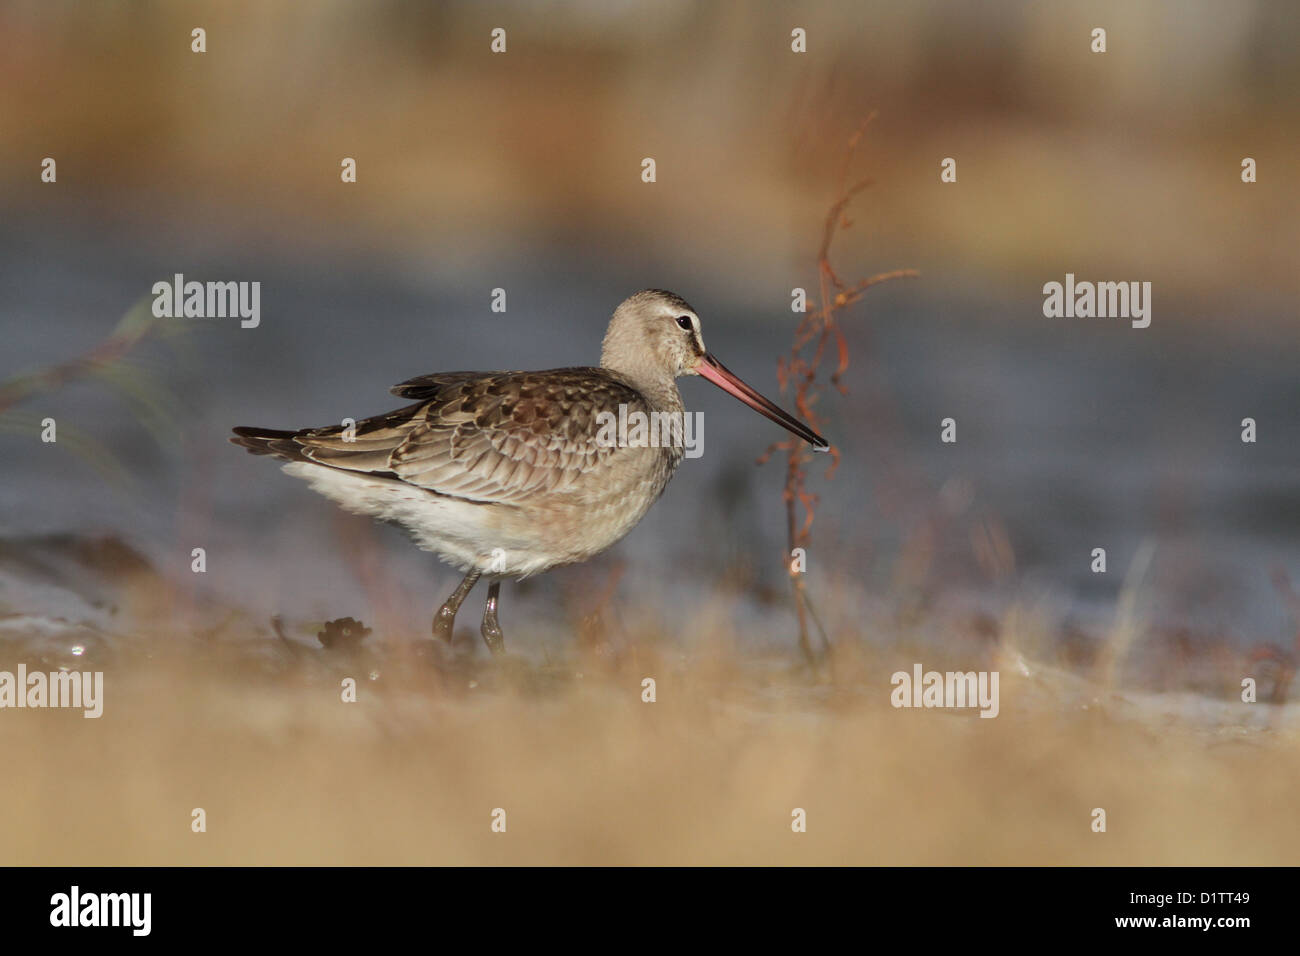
[233,367,683,506]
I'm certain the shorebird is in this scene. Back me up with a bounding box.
[231,290,827,655]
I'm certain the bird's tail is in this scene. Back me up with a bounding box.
[229,426,311,462]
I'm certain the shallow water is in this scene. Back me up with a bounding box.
[1,219,1297,669]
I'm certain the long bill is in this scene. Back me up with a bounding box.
[696,353,830,451]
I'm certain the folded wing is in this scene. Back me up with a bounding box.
[233,369,646,506]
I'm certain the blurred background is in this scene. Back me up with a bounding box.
[1,0,1298,677]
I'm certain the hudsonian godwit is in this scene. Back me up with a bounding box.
[231,290,827,655]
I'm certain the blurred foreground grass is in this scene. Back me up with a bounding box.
[2,564,1296,866]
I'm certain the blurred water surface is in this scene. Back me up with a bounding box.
[2,216,1295,659]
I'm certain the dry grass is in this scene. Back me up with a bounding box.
[3,575,1297,866]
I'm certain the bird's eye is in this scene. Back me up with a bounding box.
[675,315,693,330]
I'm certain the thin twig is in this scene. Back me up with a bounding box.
[765,118,919,664]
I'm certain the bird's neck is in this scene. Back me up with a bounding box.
[602,362,683,413]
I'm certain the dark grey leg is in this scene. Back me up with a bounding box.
[480,580,505,656]
[433,569,481,643]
